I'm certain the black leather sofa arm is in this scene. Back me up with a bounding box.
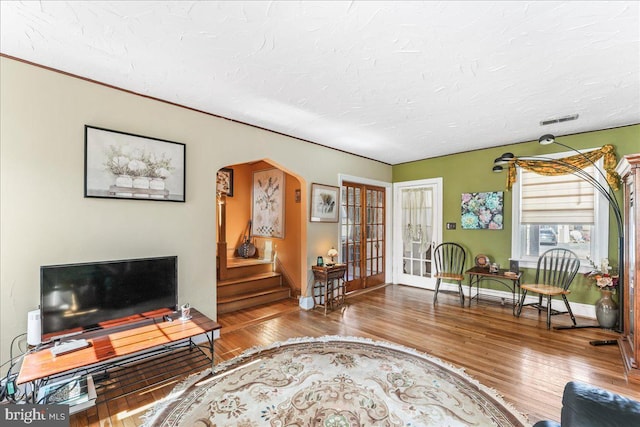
[533,381,640,427]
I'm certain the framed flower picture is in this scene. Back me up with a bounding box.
[461,191,503,229]
[84,125,186,202]
[310,183,340,223]
[252,168,285,238]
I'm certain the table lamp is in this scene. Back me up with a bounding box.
[327,248,338,266]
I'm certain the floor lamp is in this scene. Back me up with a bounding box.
[492,134,624,342]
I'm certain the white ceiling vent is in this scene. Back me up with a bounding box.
[540,114,580,126]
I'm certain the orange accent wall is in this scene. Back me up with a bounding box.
[223,163,253,254]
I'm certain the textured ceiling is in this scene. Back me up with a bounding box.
[1,1,638,164]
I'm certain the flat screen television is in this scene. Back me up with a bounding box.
[40,256,178,342]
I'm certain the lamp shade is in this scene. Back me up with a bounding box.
[494,152,514,166]
[327,248,338,258]
[538,134,555,145]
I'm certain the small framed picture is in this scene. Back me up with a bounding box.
[310,183,340,223]
[84,125,185,202]
[217,168,234,197]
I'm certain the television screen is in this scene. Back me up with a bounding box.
[40,256,177,342]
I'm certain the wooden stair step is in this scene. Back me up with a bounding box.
[227,257,272,268]
[217,288,291,314]
[218,272,280,286]
[217,272,282,299]
[217,287,290,304]
[221,261,274,280]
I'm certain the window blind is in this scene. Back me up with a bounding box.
[520,164,595,224]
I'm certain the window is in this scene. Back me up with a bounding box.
[511,150,609,271]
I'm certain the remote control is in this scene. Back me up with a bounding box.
[51,339,90,356]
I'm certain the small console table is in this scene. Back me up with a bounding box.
[17,308,220,411]
[465,267,522,314]
[312,264,347,315]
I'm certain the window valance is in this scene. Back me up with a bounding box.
[506,144,620,191]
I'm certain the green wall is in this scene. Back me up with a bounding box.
[393,124,640,305]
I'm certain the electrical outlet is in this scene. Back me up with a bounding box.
[446,222,456,230]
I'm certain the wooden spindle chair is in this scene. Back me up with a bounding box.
[515,248,580,329]
[432,242,467,307]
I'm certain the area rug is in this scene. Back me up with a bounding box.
[142,336,528,427]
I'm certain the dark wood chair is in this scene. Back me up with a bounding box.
[515,248,580,329]
[432,242,466,306]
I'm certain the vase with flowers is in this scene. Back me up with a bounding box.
[104,145,173,198]
[146,153,173,192]
[585,257,619,329]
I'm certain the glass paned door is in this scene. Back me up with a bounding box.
[365,187,385,287]
[393,179,442,289]
[341,182,385,292]
[341,184,361,288]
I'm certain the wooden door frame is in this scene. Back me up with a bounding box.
[338,174,392,285]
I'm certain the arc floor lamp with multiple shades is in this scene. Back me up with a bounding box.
[492,134,624,337]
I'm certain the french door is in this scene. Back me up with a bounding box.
[341,182,386,293]
[393,178,443,289]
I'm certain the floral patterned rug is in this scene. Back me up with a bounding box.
[142,336,528,427]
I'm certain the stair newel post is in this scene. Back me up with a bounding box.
[217,193,228,280]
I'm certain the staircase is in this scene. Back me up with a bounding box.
[217,257,291,314]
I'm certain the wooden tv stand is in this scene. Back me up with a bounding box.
[17,308,220,406]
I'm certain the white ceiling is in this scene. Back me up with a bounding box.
[1,1,638,164]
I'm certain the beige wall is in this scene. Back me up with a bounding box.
[0,57,391,366]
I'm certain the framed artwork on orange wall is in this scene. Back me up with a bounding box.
[217,168,233,197]
[252,168,285,238]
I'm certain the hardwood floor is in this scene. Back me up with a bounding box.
[72,284,640,426]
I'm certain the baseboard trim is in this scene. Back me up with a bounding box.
[402,281,598,320]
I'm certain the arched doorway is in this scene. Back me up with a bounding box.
[215,160,306,313]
